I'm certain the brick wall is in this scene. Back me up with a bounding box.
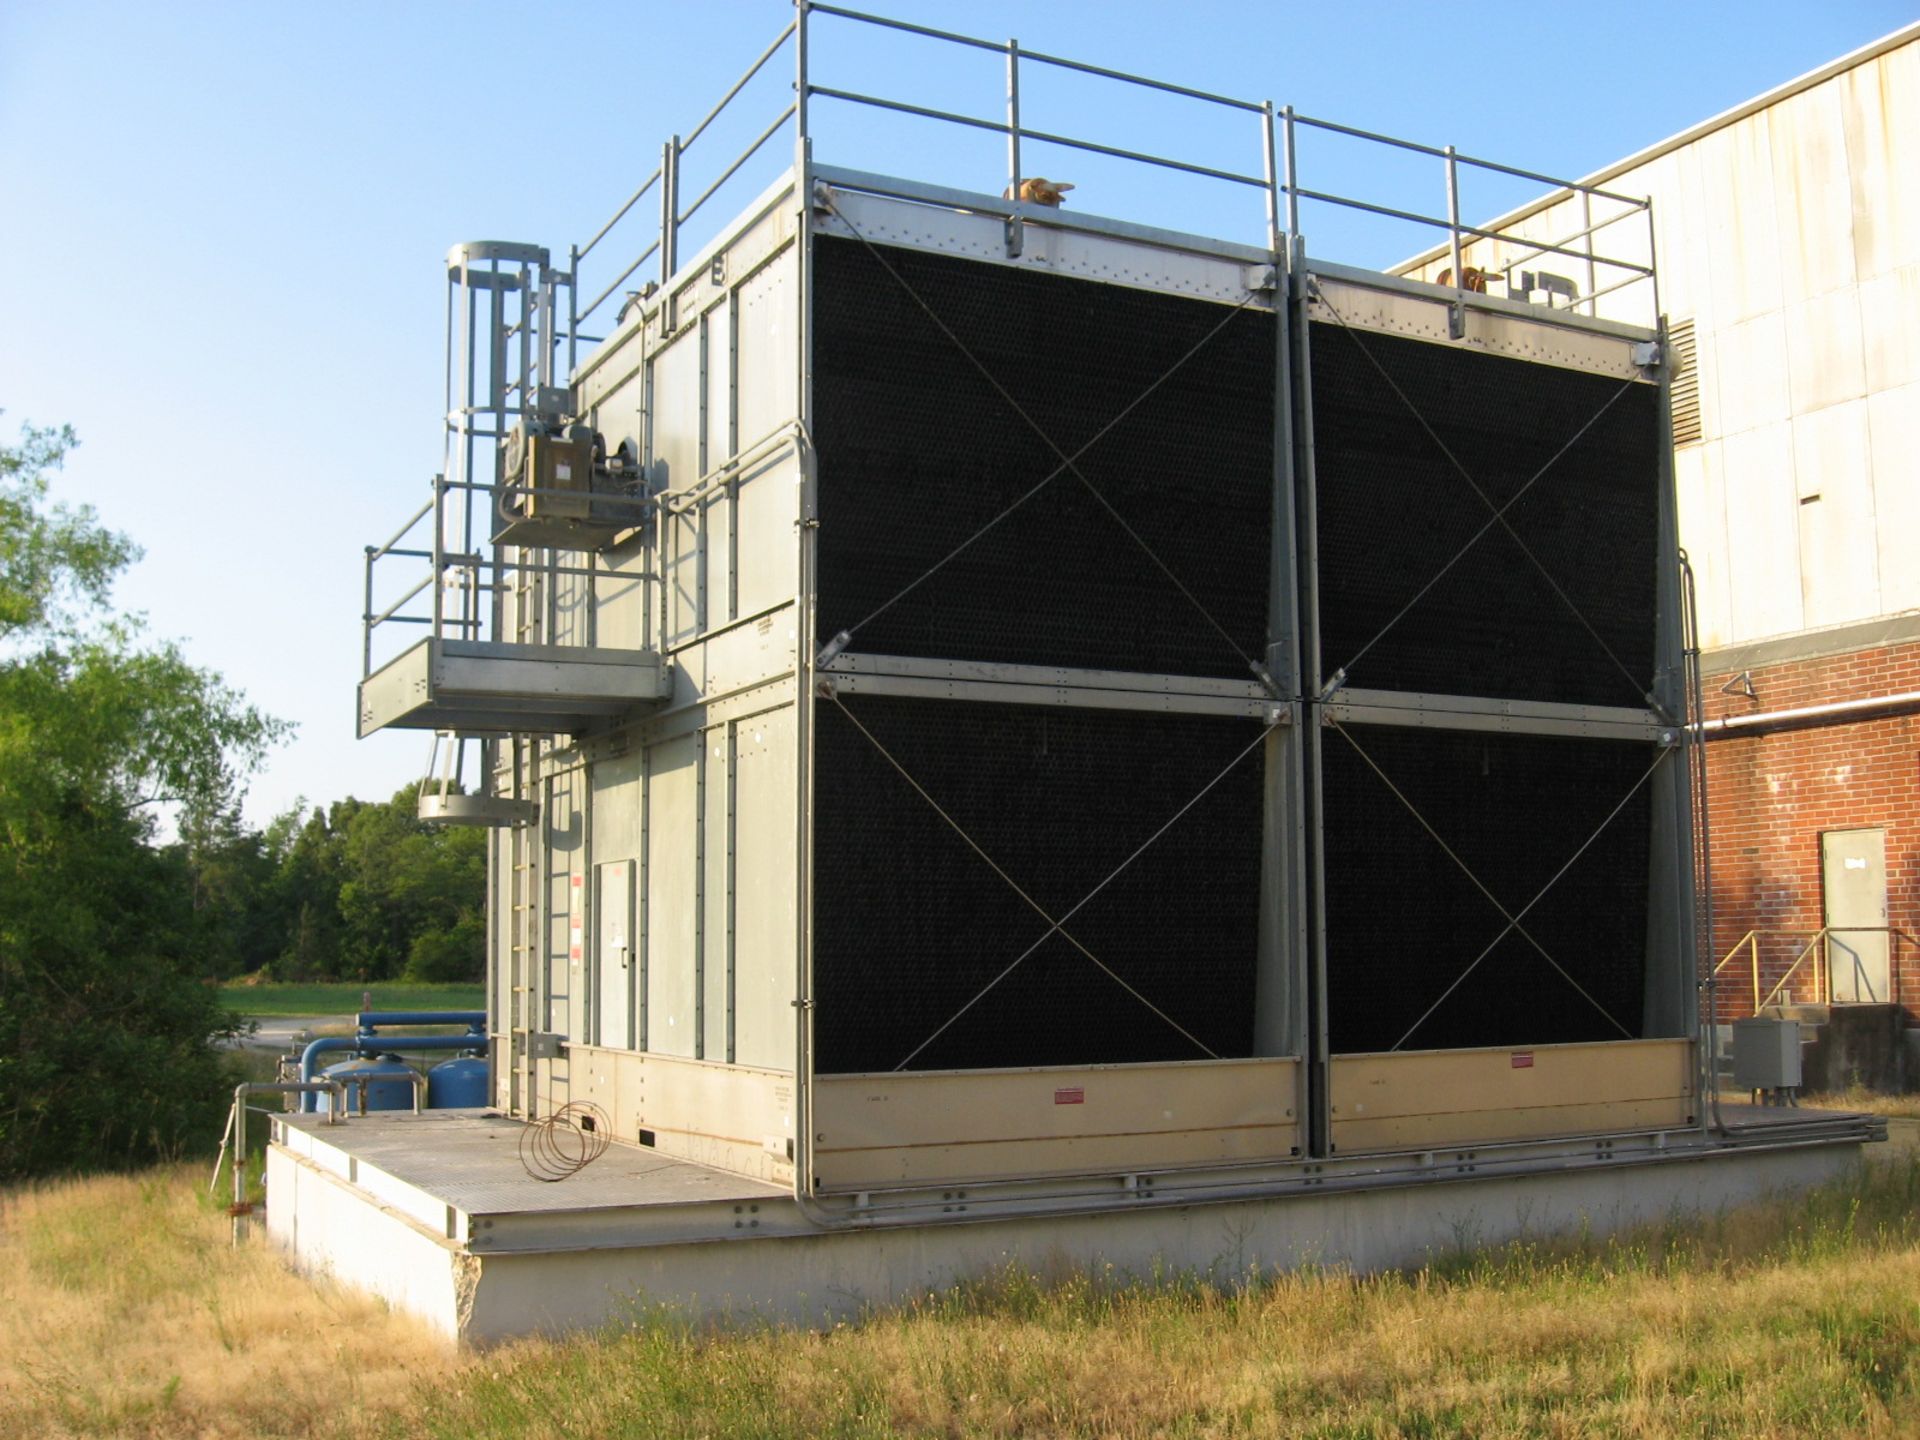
[1701,639,1920,1023]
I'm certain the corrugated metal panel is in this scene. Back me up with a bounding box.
[731,705,795,1072]
[645,733,701,1059]
[1868,382,1920,614]
[1721,421,1805,638]
[1792,397,1881,627]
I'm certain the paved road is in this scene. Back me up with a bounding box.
[228,1015,351,1051]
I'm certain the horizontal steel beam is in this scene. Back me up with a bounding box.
[1324,687,1668,741]
[821,652,1284,720]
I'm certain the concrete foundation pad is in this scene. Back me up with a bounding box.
[264,1108,1881,1345]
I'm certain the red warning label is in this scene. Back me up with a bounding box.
[1511,1052,1535,1069]
[1054,1087,1086,1105]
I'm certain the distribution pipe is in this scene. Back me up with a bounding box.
[355,1010,486,1030]
[1695,690,1920,738]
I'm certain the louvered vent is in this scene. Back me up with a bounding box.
[1668,319,1702,446]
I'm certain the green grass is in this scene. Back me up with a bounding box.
[216,981,485,1018]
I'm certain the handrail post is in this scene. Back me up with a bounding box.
[795,0,810,150]
[430,474,445,641]
[361,546,373,678]
[567,242,580,376]
[1580,189,1597,317]
[1444,144,1464,336]
[660,137,680,287]
[1261,101,1279,255]
[1748,932,1758,1017]
[1282,105,1299,242]
[1004,39,1023,257]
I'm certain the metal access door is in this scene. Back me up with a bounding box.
[595,860,636,1048]
[1822,828,1888,1003]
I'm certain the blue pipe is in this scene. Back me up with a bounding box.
[355,1010,486,1030]
[297,1032,488,1111]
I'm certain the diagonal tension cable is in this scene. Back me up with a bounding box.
[818,191,1266,678]
[827,692,1223,1065]
[1312,287,1646,705]
[853,703,1278,1072]
[1327,717,1668,1049]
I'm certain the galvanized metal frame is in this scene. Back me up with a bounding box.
[352,0,1708,1207]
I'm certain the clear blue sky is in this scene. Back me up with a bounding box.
[2,0,1911,826]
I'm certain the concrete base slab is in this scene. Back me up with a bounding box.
[263,1108,1881,1346]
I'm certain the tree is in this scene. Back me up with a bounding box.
[0,418,288,1177]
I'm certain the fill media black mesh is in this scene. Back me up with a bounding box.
[813,236,1274,678]
[1309,322,1661,707]
[1321,727,1654,1054]
[812,695,1265,1073]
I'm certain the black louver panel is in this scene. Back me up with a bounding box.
[813,236,1275,679]
[1320,727,1653,1055]
[1309,322,1661,707]
[812,696,1266,1073]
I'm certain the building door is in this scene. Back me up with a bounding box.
[1821,828,1888,1003]
[596,860,636,1047]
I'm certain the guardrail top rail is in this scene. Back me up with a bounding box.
[560,0,1660,370]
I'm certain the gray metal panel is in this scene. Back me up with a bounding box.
[653,325,705,648]
[703,723,732,1062]
[733,450,798,622]
[646,733,701,1058]
[734,253,797,467]
[733,705,796,1071]
[596,860,635,1049]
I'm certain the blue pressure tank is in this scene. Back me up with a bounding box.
[318,1053,417,1113]
[427,1053,490,1109]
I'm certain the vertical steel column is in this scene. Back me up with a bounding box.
[1255,96,1305,1093]
[1290,248,1333,1156]
[791,0,824,1210]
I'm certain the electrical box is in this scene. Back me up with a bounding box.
[1732,1017,1802,1091]
[504,426,596,521]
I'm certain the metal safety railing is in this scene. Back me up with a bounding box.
[559,0,1660,365]
[1711,927,1916,1015]
[360,473,654,677]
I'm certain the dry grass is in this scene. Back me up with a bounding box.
[4,1155,1920,1438]
[1803,1086,1920,1121]
[0,1167,445,1439]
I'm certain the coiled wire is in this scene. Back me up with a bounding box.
[517,1101,610,1183]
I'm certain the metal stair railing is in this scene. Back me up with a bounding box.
[1712,927,1916,1016]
